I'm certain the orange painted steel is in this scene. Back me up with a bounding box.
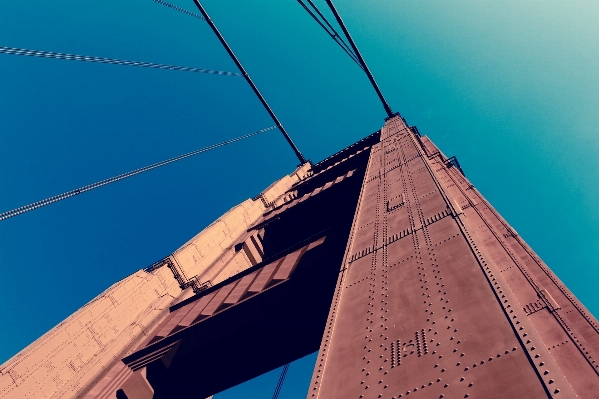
[44,119,599,399]
[309,116,598,398]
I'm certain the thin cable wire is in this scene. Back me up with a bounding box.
[0,126,277,222]
[304,0,342,36]
[150,0,205,20]
[0,46,241,76]
[191,0,307,164]
[304,0,360,63]
[296,0,363,70]
[297,0,358,62]
[323,0,394,118]
[272,363,290,399]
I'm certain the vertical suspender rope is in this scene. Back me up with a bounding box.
[272,363,290,399]
[323,0,395,118]
[191,0,307,165]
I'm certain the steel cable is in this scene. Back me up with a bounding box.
[0,126,277,222]
[0,46,241,76]
[272,363,290,399]
[323,0,395,117]
[296,0,364,70]
[191,0,307,164]
[150,0,205,20]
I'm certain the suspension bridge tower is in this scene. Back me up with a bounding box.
[3,116,599,399]
[2,1,599,398]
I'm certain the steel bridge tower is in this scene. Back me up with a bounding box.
[2,116,599,399]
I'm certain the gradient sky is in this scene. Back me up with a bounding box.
[1,1,599,398]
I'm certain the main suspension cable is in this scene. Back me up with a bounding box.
[191,0,308,165]
[0,126,276,222]
[0,46,241,76]
[296,0,363,70]
[150,0,205,20]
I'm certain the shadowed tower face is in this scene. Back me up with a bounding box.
[2,116,599,399]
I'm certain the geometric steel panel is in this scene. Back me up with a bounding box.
[308,115,598,399]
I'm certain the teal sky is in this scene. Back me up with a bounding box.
[1,1,598,397]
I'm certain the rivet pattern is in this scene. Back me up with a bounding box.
[309,115,591,399]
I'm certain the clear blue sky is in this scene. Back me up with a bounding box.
[1,1,598,398]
